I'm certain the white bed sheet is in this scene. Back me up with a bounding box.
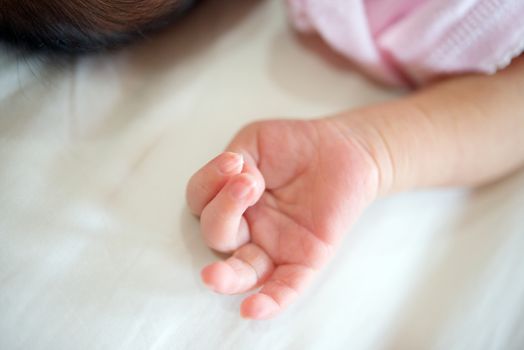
[1,1,523,349]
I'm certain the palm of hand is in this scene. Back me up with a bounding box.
[187,119,378,319]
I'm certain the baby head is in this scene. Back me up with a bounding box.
[0,0,197,53]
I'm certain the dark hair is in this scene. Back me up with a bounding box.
[0,0,198,54]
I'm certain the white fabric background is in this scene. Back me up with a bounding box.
[1,1,523,349]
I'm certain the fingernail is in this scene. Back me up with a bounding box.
[218,153,243,175]
[230,178,254,200]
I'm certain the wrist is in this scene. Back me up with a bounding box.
[321,112,395,198]
[326,100,430,197]
[329,116,394,197]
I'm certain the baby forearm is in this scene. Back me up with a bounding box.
[332,56,524,195]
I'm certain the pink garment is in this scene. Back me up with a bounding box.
[288,0,524,86]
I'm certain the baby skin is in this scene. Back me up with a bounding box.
[186,56,524,319]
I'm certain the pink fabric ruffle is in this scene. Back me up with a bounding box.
[288,0,524,86]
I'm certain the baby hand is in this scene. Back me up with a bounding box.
[186,119,379,319]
